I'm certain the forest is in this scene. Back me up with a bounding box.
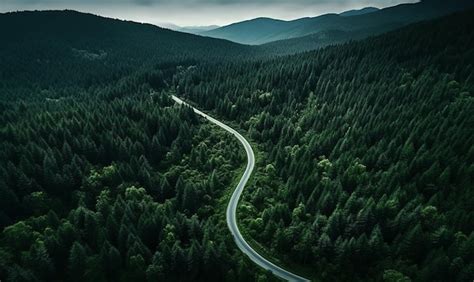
[0,73,275,281]
[1,6,473,282]
[174,9,474,281]
[0,12,269,280]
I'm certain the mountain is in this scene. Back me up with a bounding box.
[157,22,181,30]
[0,11,265,282]
[178,25,220,34]
[158,23,220,34]
[340,7,379,17]
[202,17,292,45]
[178,8,474,281]
[1,5,473,282]
[202,0,474,45]
[259,19,401,55]
[259,28,374,55]
[0,10,254,90]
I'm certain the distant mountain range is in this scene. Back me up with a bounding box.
[201,0,474,45]
[158,23,220,35]
[339,7,379,17]
[178,25,220,34]
[3,0,474,75]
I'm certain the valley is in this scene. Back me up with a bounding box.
[0,2,473,282]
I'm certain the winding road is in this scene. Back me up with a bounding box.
[172,95,309,282]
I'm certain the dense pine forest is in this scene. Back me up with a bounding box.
[175,9,474,281]
[0,71,279,281]
[1,5,473,282]
[0,10,257,95]
[0,10,270,282]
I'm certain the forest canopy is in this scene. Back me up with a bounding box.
[1,7,473,282]
[174,8,474,281]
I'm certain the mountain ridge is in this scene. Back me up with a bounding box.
[202,0,474,45]
[0,10,257,90]
[340,7,379,17]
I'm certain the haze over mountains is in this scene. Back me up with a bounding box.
[201,0,474,45]
[339,7,379,17]
[158,23,220,35]
[2,0,474,85]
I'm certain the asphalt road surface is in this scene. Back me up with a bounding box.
[172,95,309,282]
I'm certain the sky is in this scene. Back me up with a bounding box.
[0,0,417,27]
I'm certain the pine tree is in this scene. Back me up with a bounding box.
[68,241,87,282]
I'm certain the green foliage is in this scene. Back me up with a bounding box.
[178,9,474,281]
[0,10,259,279]
[0,10,258,98]
[1,6,473,282]
[68,242,87,281]
[0,73,257,280]
[383,269,411,282]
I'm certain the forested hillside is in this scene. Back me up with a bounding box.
[0,10,256,94]
[175,9,474,281]
[1,6,473,282]
[203,0,474,48]
[0,11,276,282]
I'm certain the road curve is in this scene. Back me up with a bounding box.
[172,95,310,282]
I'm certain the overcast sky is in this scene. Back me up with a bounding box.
[0,0,417,27]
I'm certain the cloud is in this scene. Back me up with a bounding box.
[133,0,154,6]
[0,0,417,25]
[2,0,415,5]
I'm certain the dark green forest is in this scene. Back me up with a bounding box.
[175,9,474,281]
[0,10,257,94]
[0,74,274,281]
[0,10,270,282]
[1,6,473,282]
